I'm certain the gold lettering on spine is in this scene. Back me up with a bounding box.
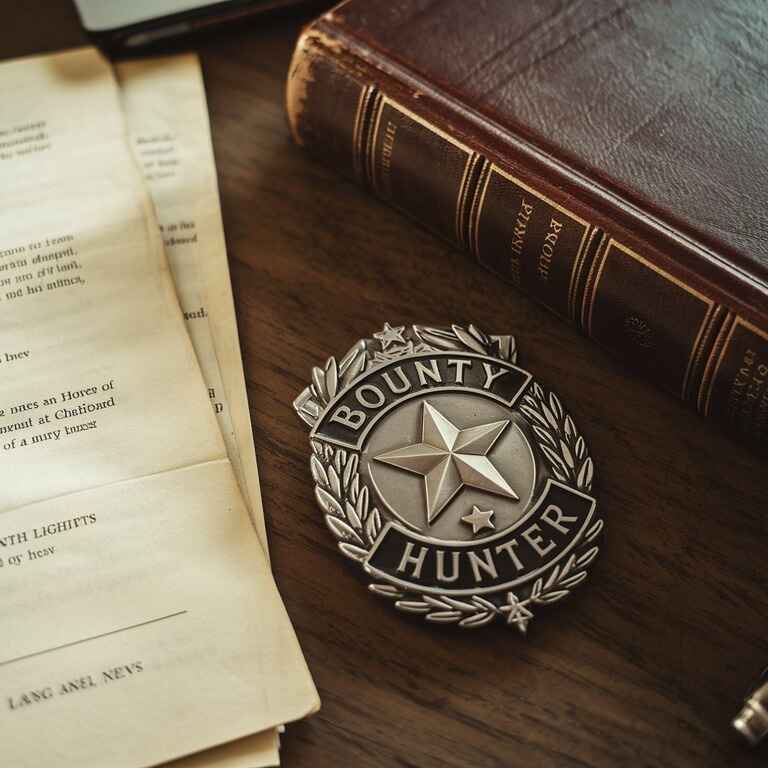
[702,316,768,430]
[379,119,397,196]
[368,95,474,239]
[538,217,563,281]
[473,164,590,294]
[509,198,534,286]
[729,349,757,418]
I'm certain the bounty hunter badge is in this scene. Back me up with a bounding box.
[294,325,602,632]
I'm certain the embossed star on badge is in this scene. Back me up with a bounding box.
[461,505,495,535]
[374,402,519,526]
[499,593,534,633]
[373,322,406,350]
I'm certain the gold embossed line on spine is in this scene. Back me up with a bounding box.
[352,85,378,185]
[455,153,484,249]
[580,235,610,333]
[684,304,726,403]
[697,312,736,416]
[681,301,718,403]
[568,228,603,325]
[468,159,492,261]
[364,90,384,191]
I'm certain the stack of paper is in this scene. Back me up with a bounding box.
[0,48,318,767]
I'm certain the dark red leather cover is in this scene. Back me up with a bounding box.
[329,0,768,282]
[286,0,768,450]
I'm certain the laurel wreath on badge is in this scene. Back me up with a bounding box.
[296,325,602,632]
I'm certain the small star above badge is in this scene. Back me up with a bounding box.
[373,322,406,350]
[461,505,495,534]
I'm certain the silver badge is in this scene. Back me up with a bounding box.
[294,325,602,632]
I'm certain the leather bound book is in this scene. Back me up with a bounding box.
[286,0,768,451]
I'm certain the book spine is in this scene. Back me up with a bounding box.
[287,27,768,452]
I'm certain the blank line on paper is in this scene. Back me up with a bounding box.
[0,610,188,669]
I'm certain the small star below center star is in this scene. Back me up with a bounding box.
[373,323,406,349]
[461,506,495,535]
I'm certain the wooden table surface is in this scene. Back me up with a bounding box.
[5,4,767,767]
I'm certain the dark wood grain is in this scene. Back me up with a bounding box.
[3,5,767,767]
